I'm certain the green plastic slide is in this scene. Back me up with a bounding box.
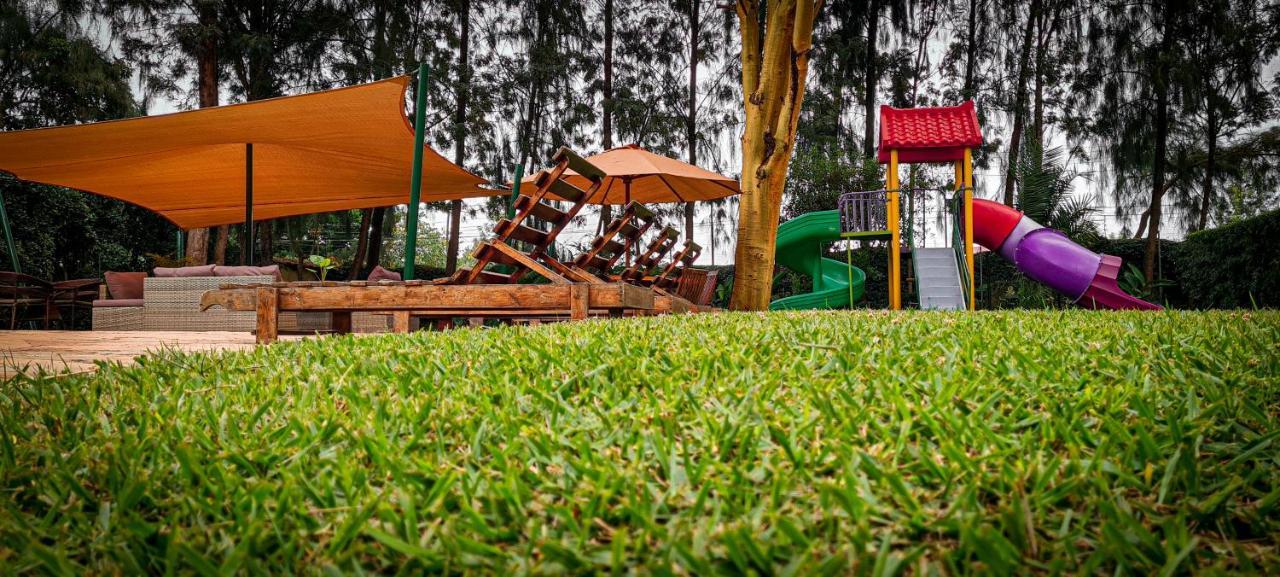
[769,210,866,310]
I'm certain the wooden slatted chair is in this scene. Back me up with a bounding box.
[619,226,680,284]
[572,201,655,281]
[675,268,718,307]
[446,147,607,285]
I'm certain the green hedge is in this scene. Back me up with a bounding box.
[1174,208,1280,309]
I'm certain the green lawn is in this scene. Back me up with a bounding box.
[2,311,1278,575]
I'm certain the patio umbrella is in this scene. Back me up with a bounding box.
[521,144,739,205]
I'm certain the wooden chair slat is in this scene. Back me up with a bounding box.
[553,146,607,181]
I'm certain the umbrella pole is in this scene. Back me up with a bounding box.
[624,178,631,268]
[244,143,254,265]
[176,230,184,259]
[405,62,431,280]
[0,187,19,273]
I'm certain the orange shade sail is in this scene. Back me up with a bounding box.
[0,76,496,229]
[522,144,739,204]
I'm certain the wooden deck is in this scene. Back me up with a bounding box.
[0,331,301,378]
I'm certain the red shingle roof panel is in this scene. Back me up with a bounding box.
[877,100,983,164]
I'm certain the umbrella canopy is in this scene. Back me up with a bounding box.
[0,76,496,229]
[521,144,739,205]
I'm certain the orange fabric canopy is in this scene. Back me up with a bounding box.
[522,144,739,204]
[0,76,496,229]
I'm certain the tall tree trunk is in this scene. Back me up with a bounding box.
[213,225,228,264]
[1002,0,1039,206]
[729,0,820,310]
[348,208,372,278]
[364,208,386,272]
[185,1,218,264]
[1134,207,1150,239]
[363,1,393,270]
[1197,79,1216,232]
[963,0,979,98]
[446,0,471,274]
[518,10,550,167]
[597,0,614,235]
[1032,11,1045,143]
[685,0,699,243]
[258,220,272,266]
[1144,16,1173,284]
[1031,4,1061,143]
[862,0,879,158]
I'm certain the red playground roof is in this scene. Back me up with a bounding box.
[877,100,983,164]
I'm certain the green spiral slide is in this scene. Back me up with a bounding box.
[769,210,866,310]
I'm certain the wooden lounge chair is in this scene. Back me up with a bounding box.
[571,201,655,281]
[619,226,680,284]
[445,146,607,286]
[653,240,702,291]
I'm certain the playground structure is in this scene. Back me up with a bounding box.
[772,100,1161,311]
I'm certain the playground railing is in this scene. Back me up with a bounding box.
[948,193,972,309]
[837,189,889,235]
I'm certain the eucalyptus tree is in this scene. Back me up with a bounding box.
[727,0,823,311]
[493,0,595,168]
[427,0,502,274]
[102,0,228,263]
[0,1,175,279]
[331,0,425,276]
[1079,0,1195,283]
[1179,0,1278,232]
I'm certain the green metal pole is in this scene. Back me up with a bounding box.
[405,63,430,280]
[0,187,19,273]
[507,163,523,219]
[177,230,185,259]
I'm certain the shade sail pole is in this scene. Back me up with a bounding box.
[0,187,18,273]
[405,63,431,280]
[244,143,254,265]
[624,177,632,268]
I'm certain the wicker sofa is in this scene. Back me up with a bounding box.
[93,275,388,332]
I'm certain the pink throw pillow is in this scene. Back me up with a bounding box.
[103,271,146,300]
[153,264,216,277]
[213,264,282,281]
[367,265,402,282]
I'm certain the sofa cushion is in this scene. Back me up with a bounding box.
[103,271,146,300]
[214,264,282,280]
[367,265,402,282]
[153,264,216,277]
[93,298,144,308]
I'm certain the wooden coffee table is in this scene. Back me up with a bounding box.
[201,281,656,343]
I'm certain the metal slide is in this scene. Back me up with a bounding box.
[912,247,966,310]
